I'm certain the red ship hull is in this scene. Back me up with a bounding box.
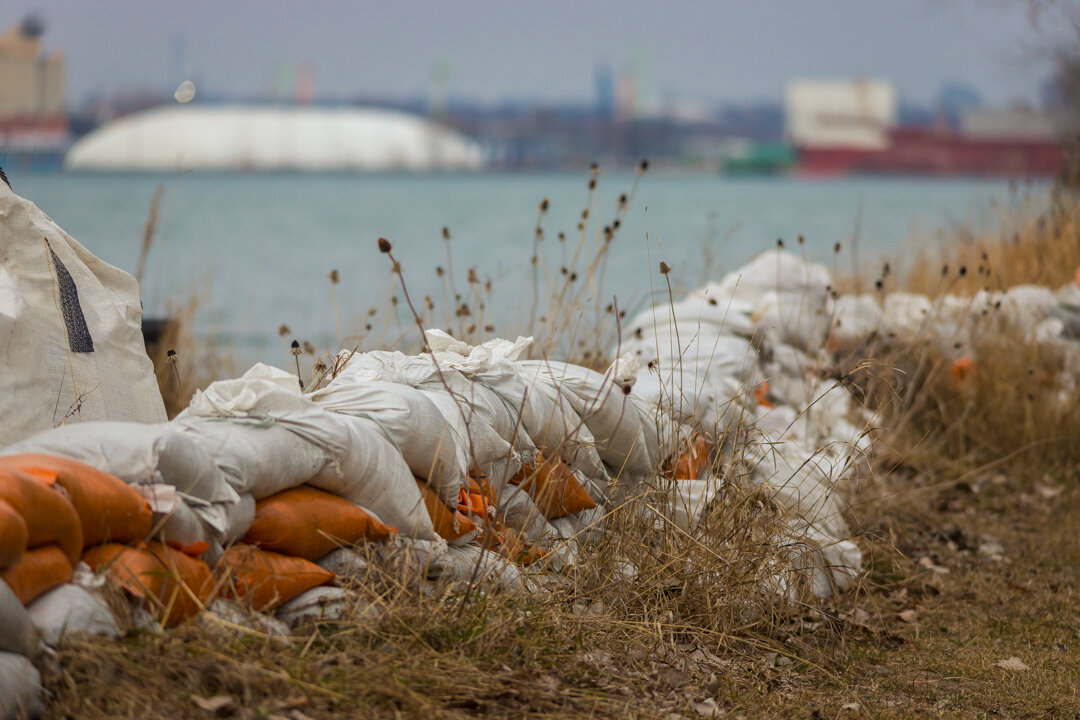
[797,127,1062,178]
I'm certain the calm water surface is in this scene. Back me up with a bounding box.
[12,171,1044,365]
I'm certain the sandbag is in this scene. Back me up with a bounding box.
[0,453,152,547]
[1,422,239,508]
[415,480,477,544]
[174,415,336,499]
[511,454,597,520]
[0,500,27,570]
[1,545,74,605]
[275,586,356,626]
[0,651,44,720]
[0,579,42,658]
[184,364,436,540]
[28,582,120,646]
[312,378,469,503]
[333,350,519,471]
[0,181,166,448]
[220,544,334,612]
[243,486,394,560]
[82,541,214,626]
[0,466,82,564]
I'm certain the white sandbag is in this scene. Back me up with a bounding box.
[518,359,659,478]
[549,504,606,544]
[174,416,336,500]
[0,652,44,720]
[28,583,120,646]
[714,249,831,309]
[276,586,373,627]
[751,289,833,350]
[337,350,531,462]
[1,421,238,506]
[0,580,42,659]
[204,598,289,638]
[881,292,932,340]
[668,476,723,533]
[316,548,369,579]
[312,378,469,505]
[0,181,166,446]
[335,350,513,471]
[828,294,882,344]
[428,544,523,593]
[185,364,435,539]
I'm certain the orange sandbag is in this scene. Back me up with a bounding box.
[243,486,395,561]
[416,480,477,542]
[510,453,596,520]
[0,466,82,564]
[952,357,976,384]
[753,380,774,410]
[0,499,28,571]
[1,544,74,605]
[674,435,711,480]
[485,520,546,565]
[82,542,214,626]
[0,454,153,547]
[220,544,334,612]
[457,477,491,518]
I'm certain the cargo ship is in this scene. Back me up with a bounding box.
[786,80,1063,178]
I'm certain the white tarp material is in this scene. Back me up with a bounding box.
[0,180,166,446]
[28,583,121,647]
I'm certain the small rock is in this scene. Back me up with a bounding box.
[694,698,724,718]
[840,702,860,712]
[996,657,1030,671]
[898,610,917,623]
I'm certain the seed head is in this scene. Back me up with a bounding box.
[959,265,967,276]
[442,226,451,240]
[329,269,340,284]
[166,348,178,364]
[797,234,805,245]
[588,178,597,190]
[436,265,445,277]
[290,340,301,356]
[303,341,315,354]
[659,261,671,275]
[378,237,392,254]
[776,238,785,249]
[539,198,549,213]
[833,242,841,254]
[558,232,566,242]
[278,324,291,337]
[590,162,599,175]
[638,158,649,172]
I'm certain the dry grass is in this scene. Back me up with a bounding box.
[59,177,1080,719]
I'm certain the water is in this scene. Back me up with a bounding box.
[12,171,1044,364]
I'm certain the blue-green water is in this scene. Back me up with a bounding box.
[11,171,1045,365]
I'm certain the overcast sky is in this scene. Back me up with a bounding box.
[1,1,1070,108]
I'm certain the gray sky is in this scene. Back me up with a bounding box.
[1,0,1070,108]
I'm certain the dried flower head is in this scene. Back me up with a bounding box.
[290,340,301,355]
[776,238,785,249]
[797,234,805,245]
[539,198,549,213]
[659,261,671,275]
[590,162,599,175]
[639,158,649,172]
[278,324,291,337]
[378,237,392,253]
[833,242,842,254]
[442,226,451,240]
[436,266,445,277]
[328,269,340,284]
[558,231,566,242]
[468,267,479,284]
[166,348,178,364]
[303,341,315,354]
[588,178,597,190]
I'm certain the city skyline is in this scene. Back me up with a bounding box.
[0,1,1067,111]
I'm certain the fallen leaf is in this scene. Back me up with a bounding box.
[191,695,235,714]
[996,657,1030,671]
[898,610,917,623]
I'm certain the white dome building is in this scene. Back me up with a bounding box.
[65,105,486,171]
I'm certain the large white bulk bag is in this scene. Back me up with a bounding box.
[0,181,166,446]
[0,580,41,659]
[28,583,120,646]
